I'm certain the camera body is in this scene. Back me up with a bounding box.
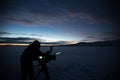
[38,51,56,64]
[38,46,56,64]
[39,54,56,60]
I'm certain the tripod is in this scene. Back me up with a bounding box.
[34,63,51,80]
[34,65,42,80]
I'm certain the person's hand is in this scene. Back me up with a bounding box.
[50,46,53,51]
[46,50,51,54]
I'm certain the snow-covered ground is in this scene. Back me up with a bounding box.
[0,46,119,80]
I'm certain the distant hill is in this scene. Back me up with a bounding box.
[67,39,120,46]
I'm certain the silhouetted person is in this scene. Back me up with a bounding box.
[20,40,52,80]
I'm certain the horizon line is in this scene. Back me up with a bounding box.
[0,43,67,47]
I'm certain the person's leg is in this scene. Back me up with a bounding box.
[28,63,35,80]
[21,68,27,80]
[42,65,51,80]
[20,59,28,80]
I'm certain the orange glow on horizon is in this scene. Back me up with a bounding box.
[0,43,29,46]
[0,43,60,46]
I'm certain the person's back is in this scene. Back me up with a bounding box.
[21,44,42,61]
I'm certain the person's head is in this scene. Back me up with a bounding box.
[32,40,41,48]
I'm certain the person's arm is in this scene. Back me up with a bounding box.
[50,46,53,51]
[45,46,53,55]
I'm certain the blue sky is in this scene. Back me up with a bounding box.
[0,0,120,45]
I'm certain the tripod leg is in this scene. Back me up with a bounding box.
[35,68,42,80]
[42,65,51,80]
[29,67,35,80]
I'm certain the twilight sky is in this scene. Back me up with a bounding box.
[0,0,120,45]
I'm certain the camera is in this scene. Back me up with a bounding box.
[39,54,56,61]
[38,50,56,64]
[38,46,57,64]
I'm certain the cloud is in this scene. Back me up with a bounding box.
[0,37,36,43]
[81,33,111,42]
[67,12,112,24]
[86,35,96,39]
[0,31,42,37]
[0,36,79,46]
[46,40,77,45]
[2,15,38,26]
[104,32,120,37]
[0,32,12,37]
[1,7,113,27]
[0,32,11,35]
[1,0,119,27]
[81,37,100,42]
[103,32,120,39]
[0,32,79,45]
[85,31,120,41]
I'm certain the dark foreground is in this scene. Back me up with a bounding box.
[0,46,120,80]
